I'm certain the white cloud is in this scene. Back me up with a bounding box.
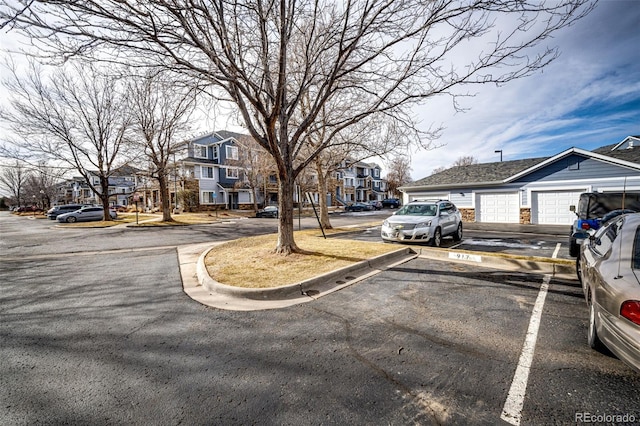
[409,0,640,180]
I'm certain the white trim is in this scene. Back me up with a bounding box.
[521,185,590,208]
[225,145,239,161]
[506,147,640,183]
[225,167,239,179]
[594,186,640,192]
[200,166,216,179]
[529,189,587,225]
[475,191,520,222]
[201,190,219,205]
[611,136,640,151]
[194,144,208,159]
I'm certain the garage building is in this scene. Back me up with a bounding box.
[399,136,640,225]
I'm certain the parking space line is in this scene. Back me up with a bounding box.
[552,242,561,259]
[500,274,551,426]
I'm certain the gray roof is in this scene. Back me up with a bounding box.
[407,138,640,189]
[216,130,250,141]
[591,142,640,164]
[409,157,547,187]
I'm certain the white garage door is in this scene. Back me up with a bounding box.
[531,190,584,225]
[477,192,519,223]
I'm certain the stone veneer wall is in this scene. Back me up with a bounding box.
[459,208,475,222]
[520,208,531,224]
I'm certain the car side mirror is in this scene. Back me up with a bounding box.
[569,205,576,212]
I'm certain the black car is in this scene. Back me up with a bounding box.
[381,198,400,208]
[345,202,372,212]
[256,206,278,218]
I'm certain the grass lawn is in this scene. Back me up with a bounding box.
[204,228,396,288]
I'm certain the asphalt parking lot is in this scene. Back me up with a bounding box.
[1,212,638,425]
[343,221,573,261]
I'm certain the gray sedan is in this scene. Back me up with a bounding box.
[577,213,640,373]
[57,206,117,223]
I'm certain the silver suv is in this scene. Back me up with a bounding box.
[381,199,463,246]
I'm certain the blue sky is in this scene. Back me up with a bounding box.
[1,1,638,183]
[411,0,640,179]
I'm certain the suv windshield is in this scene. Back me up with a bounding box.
[395,204,437,216]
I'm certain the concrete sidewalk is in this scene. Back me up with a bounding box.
[463,222,569,236]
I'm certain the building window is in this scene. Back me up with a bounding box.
[202,191,217,204]
[201,166,215,179]
[212,145,219,160]
[373,168,380,178]
[226,168,239,179]
[194,144,208,159]
[226,145,239,161]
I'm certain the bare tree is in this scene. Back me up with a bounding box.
[1,62,131,221]
[386,156,413,198]
[300,95,417,229]
[231,135,275,212]
[0,0,595,253]
[23,161,66,209]
[128,72,198,222]
[0,160,29,206]
[432,155,478,174]
[452,156,478,167]
[431,166,448,175]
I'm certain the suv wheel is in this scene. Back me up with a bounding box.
[432,227,442,247]
[569,237,579,257]
[453,223,463,242]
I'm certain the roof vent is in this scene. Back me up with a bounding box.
[628,141,634,149]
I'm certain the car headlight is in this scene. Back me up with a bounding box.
[382,220,389,227]
[417,220,432,228]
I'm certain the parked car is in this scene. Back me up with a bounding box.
[381,199,462,247]
[381,198,400,208]
[57,206,117,223]
[367,200,382,210]
[576,212,640,373]
[345,202,372,212]
[47,204,87,220]
[569,192,640,256]
[256,205,279,218]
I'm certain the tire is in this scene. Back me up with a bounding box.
[588,299,606,352]
[66,216,77,223]
[576,256,583,284]
[569,237,579,257]
[431,227,442,247]
[453,222,463,242]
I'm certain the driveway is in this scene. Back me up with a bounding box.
[1,212,637,425]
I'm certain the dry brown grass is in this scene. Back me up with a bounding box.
[204,229,397,288]
[125,211,251,226]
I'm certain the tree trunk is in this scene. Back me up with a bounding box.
[100,176,111,221]
[275,167,300,254]
[314,158,333,230]
[158,172,173,222]
[251,185,258,211]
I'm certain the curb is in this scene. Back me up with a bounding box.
[196,247,418,301]
[413,246,576,280]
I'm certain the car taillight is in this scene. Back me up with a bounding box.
[581,222,591,230]
[620,301,640,325]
